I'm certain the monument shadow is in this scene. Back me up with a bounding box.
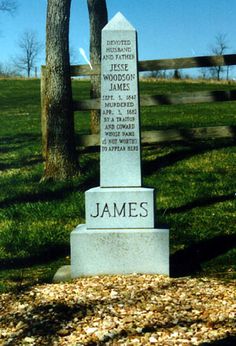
[143,139,236,176]
[170,234,236,277]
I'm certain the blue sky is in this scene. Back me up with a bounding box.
[0,0,236,76]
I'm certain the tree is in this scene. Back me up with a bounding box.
[210,33,229,80]
[173,69,182,79]
[199,67,209,80]
[87,0,108,134]
[146,70,168,79]
[14,30,42,77]
[0,0,17,36]
[42,0,78,180]
[0,0,17,12]
[0,62,19,77]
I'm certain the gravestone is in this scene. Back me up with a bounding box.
[70,12,169,277]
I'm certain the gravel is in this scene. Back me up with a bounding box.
[0,274,235,345]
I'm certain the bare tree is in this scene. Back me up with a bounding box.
[146,70,168,79]
[42,0,78,180]
[87,0,108,134]
[0,0,17,12]
[14,30,42,77]
[0,0,17,36]
[210,33,229,80]
[0,62,18,77]
[199,67,209,79]
[173,69,182,79]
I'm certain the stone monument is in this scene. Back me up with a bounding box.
[70,12,169,277]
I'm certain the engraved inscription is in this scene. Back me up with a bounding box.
[90,202,148,218]
[100,12,141,186]
[101,36,139,154]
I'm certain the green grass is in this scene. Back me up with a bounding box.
[139,79,236,130]
[0,78,236,292]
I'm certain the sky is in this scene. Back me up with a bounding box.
[0,0,236,76]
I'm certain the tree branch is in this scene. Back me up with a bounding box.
[0,0,17,12]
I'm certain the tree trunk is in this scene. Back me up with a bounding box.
[42,0,78,180]
[87,0,108,134]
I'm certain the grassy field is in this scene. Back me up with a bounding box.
[0,78,236,292]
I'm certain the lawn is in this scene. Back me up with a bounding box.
[0,78,236,292]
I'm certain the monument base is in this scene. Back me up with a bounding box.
[70,224,169,277]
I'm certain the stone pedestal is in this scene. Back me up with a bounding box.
[71,225,169,277]
[85,187,155,229]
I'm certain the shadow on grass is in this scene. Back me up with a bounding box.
[0,187,74,208]
[163,192,235,214]
[0,133,42,171]
[0,165,99,209]
[0,156,42,171]
[1,133,40,149]
[170,234,236,277]
[143,140,236,176]
[0,244,69,270]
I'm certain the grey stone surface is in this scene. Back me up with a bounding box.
[70,12,169,278]
[85,187,155,229]
[71,225,169,277]
[100,12,141,187]
[52,265,71,283]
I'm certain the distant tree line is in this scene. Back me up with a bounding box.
[0,29,42,78]
[144,33,234,81]
[0,63,20,77]
[0,1,42,77]
[0,0,234,81]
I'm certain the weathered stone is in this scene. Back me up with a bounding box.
[53,265,71,283]
[100,12,141,187]
[71,225,169,277]
[85,187,155,229]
